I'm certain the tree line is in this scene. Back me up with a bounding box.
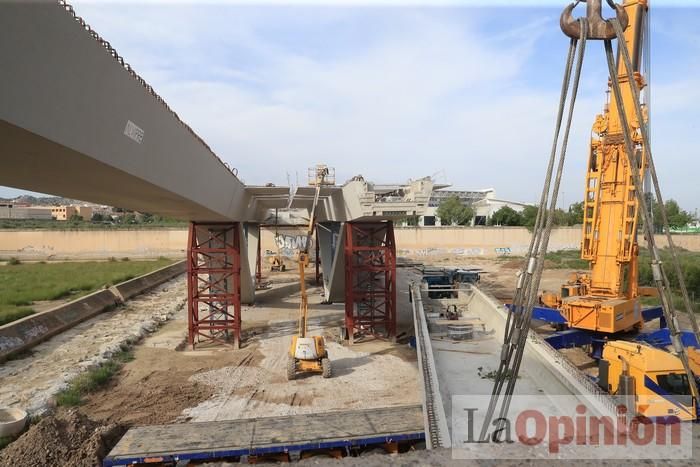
[435,195,695,230]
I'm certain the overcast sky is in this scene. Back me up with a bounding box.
[2,1,699,214]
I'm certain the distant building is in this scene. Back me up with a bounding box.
[428,186,495,208]
[76,205,93,220]
[472,198,529,226]
[0,204,53,220]
[416,186,530,226]
[51,206,77,220]
[50,205,92,220]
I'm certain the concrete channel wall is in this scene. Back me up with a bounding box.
[0,229,188,260]
[2,228,699,261]
[0,260,186,362]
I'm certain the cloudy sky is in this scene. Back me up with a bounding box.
[2,0,699,213]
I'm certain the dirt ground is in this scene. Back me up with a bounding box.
[0,266,421,466]
[76,269,420,426]
[0,410,125,467]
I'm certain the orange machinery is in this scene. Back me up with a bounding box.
[542,0,654,333]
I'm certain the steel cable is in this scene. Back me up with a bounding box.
[610,19,700,344]
[480,18,588,440]
[604,21,700,399]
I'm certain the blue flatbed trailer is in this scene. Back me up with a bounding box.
[103,405,424,466]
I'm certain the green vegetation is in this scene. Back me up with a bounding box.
[544,249,589,270]
[488,206,523,226]
[638,248,700,312]
[0,216,187,230]
[436,196,474,226]
[0,258,174,325]
[519,202,584,229]
[650,199,695,232]
[55,350,134,406]
[0,436,13,450]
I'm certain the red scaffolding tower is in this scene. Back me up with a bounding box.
[344,221,397,343]
[187,222,241,349]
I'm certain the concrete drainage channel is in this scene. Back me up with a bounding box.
[411,281,618,452]
[0,260,186,363]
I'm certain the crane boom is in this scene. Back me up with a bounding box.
[558,0,649,333]
[298,165,331,338]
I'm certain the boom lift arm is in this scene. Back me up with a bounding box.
[287,165,334,380]
[297,165,329,339]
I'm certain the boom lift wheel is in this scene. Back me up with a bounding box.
[287,356,296,381]
[321,358,332,378]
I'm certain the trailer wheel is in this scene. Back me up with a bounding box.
[321,358,332,378]
[287,356,296,381]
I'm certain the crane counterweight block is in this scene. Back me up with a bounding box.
[561,0,629,40]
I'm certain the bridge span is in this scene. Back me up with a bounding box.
[1,1,433,346]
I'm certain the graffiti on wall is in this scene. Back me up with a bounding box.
[274,233,312,257]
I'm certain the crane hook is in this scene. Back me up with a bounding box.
[561,0,629,40]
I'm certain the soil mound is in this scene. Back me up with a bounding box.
[0,410,124,467]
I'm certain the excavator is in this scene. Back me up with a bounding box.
[539,0,699,418]
[287,165,333,380]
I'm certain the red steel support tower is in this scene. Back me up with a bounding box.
[187,222,241,349]
[344,221,397,343]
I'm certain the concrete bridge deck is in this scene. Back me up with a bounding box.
[0,1,434,304]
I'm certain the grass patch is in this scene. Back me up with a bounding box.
[0,436,14,450]
[56,350,134,407]
[0,307,35,326]
[544,250,589,270]
[0,259,174,325]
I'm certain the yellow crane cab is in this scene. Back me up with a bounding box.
[600,340,697,421]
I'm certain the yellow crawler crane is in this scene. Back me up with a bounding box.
[543,0,652,333]
[287,165,334,380]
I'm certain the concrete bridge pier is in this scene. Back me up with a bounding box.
[317,222,344,303]
[242,223,260,302]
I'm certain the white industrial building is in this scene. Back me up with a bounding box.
[418,187,530,226]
